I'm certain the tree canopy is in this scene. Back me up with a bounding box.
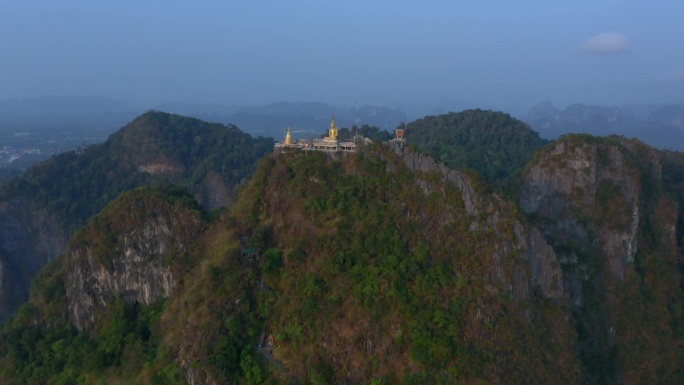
[406,109,548,195]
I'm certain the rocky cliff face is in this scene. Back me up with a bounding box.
[197,171,233,209]
[0,111,273,318]
[394,145,564,301]
[521,138,647,283]
[520,135,683,384]
[64,189,204,331]
[202,146,582,384]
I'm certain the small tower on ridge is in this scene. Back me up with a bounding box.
[392,121,407,149]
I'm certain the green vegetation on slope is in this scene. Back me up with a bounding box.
[522,135,684,384]
[0,111,273,317]
[0,111,273,233]
[0,146,580,384]
[0,186,206,385]
[0,168,21,184]
[0,298,180,385]
[5,129,682,384]
[406,109,548,195]
[212,147,578,384]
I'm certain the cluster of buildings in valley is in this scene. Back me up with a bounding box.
[0,145,45,167]
[0,130,106,169]
[274,114,405,154]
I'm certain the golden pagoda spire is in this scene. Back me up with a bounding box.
[328,113,338,140]
[284,126,293,145]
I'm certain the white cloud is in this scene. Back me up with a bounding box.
[580,32,630,55]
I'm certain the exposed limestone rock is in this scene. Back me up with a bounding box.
[0,111,272,318]
[520,139,647,286]
[64,190,203,331]
[139,162,184,175]
[389,144,564,300]
[179,348,209,385]
[66,223,175,330]
[197,171,232,210]
[400,150,480,217]
[519,225,564,298]
[520,136,683,384]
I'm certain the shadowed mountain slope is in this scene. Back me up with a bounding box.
[0,111,273,316]
[521,134,684,384]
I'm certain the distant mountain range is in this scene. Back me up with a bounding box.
[2,95,684,151]
[525,101,684,150]
[0,96,409,141]
[154,101,407,139]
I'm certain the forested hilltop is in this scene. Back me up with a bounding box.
[0,109,544,317]
[0,110,682,384]
[0,145,581,384]
[0,111,273,316]
[406,109,548,195]
[0,131,681,384]
[0,111,274,226]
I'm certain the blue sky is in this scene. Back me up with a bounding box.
[1,0,683,111]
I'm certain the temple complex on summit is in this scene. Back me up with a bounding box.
[310,114,357,152]
[274,114,407,155]
[274,114,363,154]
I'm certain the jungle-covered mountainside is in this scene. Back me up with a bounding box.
[0,145,579,384]
[0,111,274,228]
[405,109,548,195]
[0,186,207,384]
[0,168,20,184]
[1,135,681,384]
[0,111,273,316]
[0,109,548,318]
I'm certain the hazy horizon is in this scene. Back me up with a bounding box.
[2,1,683,112]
